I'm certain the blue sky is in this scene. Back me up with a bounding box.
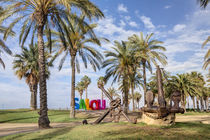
[0,0,209,109]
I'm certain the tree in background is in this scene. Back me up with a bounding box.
[76,81,85,100]
[128,32,167,105]
[134,91,142,110]
[103,41,133,114]
[13,44,52,110]
[81,75,91,99]
[107,87,120,99]
[97,76,106,101]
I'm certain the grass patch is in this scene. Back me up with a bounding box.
[1,122,210,140]
[0,109,94,123]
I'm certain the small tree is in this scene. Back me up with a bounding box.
[76,81,85,100]
[81,75,91,99]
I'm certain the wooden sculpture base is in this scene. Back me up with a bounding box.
[141,112,176,126]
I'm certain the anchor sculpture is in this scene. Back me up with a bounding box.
[92,81,136,124]
[141,66,184,125]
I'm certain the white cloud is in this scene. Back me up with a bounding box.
[173,24,186,32]
[140,16,155,30]
[164,5,171,9]
[119,20,126,27]
[129,21,138,27]
[124,16,131,21]
[118,4,128,13]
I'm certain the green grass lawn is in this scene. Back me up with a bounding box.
[0,109,209,140]
[1,122,210,140]
[0,109,94,123]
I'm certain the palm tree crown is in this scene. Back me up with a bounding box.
[128,32,167,105]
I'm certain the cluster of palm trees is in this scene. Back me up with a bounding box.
[75,75,91,99]
[148,71,210,111]
[102,32,167,113]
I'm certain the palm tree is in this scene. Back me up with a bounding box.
[129,70,143,111]
[128,32,167,105]
[134,91,142,109]
[0,0,104,128]
[81,75,91,99]
[103,41,133,114]
[97,76,105,101]
[13,44,52,110]
[76,81,85,100]
[107,87,120,99]
[53,15,104,118]
[189,72,206,111]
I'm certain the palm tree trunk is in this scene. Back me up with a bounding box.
[205,97,209,111]
[187,97,190,110]
[33,83,38,110]
[29,83,35,110]
[85,88,88,99]
[142,61,147,105]
[37,25,50,128]
[30,83,38,110]
[192,96,195,111]
[123,79,129,114]
[200,97,204,111]
[196,96,200,111]
[181,91,186,111]
[131,84,135,111]
[70,54,76,118]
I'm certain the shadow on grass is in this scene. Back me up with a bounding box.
[0,110,32,115]
[0,112,71,123]
[4,126,75,140]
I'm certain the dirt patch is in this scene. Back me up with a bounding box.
[0,122,80,137]
[176,115,210,124]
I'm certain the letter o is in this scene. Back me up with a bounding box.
[90,100,99,110]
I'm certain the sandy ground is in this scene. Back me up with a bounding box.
[0,115,209,137]
[176,115,210,124]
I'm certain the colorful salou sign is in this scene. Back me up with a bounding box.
[75,98,106,110]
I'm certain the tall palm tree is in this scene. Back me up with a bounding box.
[13,44,52,110]
[75,81,85,100]
[97,76,105,101]
[103,41,133,114]
[128,32,167,105]
[0,0,103,128]
[107,87,120,99]
[134,91,142,109]
[53,15,104,118]
[81,75,91,99]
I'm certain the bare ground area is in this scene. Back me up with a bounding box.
[0,122,80,137]
[0,113,209,137]
[176,115,210,124]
